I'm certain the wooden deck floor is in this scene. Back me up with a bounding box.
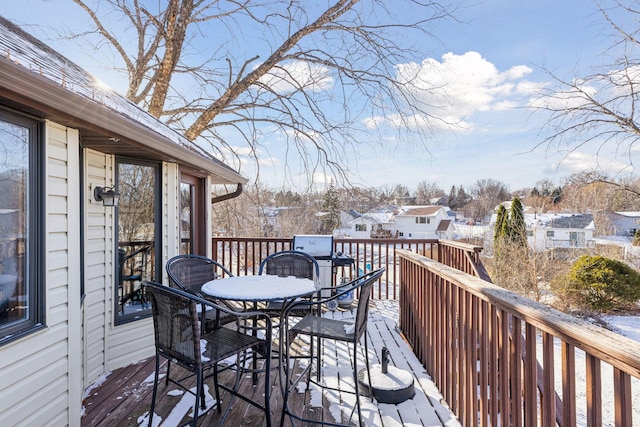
[81,300,460,427]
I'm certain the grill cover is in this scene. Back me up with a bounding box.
[292,235,334,258]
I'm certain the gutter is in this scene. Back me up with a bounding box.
[211,183,243,204]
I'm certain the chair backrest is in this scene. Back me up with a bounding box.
[166,254,233,295]
[353,268,385,340]
[258,250,319,280]
[144,281,202,366]
[119,245,151,283]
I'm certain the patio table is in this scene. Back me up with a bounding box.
[201,274,319,393]
[201,274,317,303]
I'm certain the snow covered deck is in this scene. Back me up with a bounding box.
[81,299,460,426]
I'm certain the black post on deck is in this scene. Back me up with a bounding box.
[382,346,389,374]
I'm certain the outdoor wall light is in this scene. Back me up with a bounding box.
[94,186,120,207]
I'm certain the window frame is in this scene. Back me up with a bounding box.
[114,158,162,326]
[0,109,45,345]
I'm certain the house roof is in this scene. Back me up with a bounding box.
[349,211,394,225]
[396,206,442,216]
[0,16,246,185]
[613,211,640,218]
[525,213,595,229]
[436,219,451,232]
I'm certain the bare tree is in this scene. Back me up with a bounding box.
[70,0,456,184]
[465,178,511,222]
[533,0,640,169]
[415,180,445,204]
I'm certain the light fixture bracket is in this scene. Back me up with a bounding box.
[94,186,120,207]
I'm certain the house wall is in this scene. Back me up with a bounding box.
[527,228,594,252]
[609,214,640,236]
[0,121,82,426]
[350,217,372,239]
[394,209,448,239]
[84,148,112,385]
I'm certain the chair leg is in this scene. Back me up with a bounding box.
[352,342,363,427]
[149,355,160,426]
[193,370,202,427]
[263,344,272,427]
[213,365,222,414]
[199,371,207,411]
[315,335,321,382]
[363,335,373,400]
[281,330,294,427]
[165,359,171,386]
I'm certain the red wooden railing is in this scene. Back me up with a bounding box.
[211,237,487,300]
[398,249,640,427]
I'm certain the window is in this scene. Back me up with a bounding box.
[115,160,161,325]
[355,224,367,232]
[570,231,585,247]
[180,172,205,255]
[0,110,44,344]
[526,230,533,237]
[415,217,430,224]
[546,230,555,238]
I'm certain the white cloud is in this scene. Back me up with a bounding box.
[402,52,532,112]
[372,51,535,131]
[546,151,632,176]
[257,61,333,94]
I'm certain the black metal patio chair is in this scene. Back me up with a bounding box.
[143,281,273,427]
[258,250,320,317]
[166,254,236,331]
[280,268,386,427]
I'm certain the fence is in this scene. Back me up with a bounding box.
[398,249,640,426]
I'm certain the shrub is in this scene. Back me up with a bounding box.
[552,255,640,312]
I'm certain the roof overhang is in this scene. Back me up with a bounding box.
[0,57,247,185]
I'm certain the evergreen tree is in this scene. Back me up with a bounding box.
[457,186,469,206]
[321,181,341,233]
[494,204,507,243]
[448,185,457,209]
[509,196,527,247]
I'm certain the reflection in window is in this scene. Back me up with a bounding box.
[115,161,159,324]
[180,182,193,254]
[0,112,43,342]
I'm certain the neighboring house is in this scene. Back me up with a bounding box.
[0,17,246,426]
[524,213,595,252]
[348,210,395,239]
[608,211,640,237]
[392,205,454,239]
[349,205,454,239]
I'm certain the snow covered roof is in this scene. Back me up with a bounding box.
[0,16,246,185]
[613,211,640,218]
[348,210,394,225]
[395,205,443,216]
[525,213,594,229]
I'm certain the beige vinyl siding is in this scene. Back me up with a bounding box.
[106,320,154,369]
[164,162,180,265]
[0,122,81,426]
[83,149,112,385]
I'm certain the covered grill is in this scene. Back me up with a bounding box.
[292,235,354,294]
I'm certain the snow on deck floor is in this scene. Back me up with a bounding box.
[287,299,461,427]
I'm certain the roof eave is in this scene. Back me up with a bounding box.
[0,58,247,185]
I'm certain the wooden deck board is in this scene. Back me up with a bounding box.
[81,300,460,427]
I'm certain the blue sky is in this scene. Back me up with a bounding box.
[1,0,637,193]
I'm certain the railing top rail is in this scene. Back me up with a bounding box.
[437,239,483,253]
[398,249,640,377]
[213,236,440,244]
